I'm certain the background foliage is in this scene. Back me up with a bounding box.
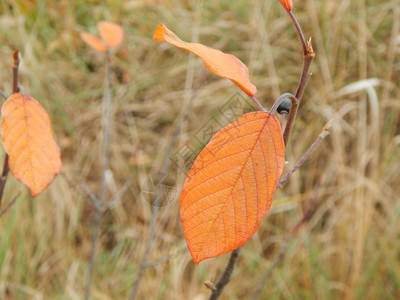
[0,0,399,299]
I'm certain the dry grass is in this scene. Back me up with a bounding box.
[0,0,399,299]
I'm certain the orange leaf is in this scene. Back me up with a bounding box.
[153,24,257,97]
[180,112,285,263]
[279,0,293,11]
[80,32,106,53]
[1,93,62,197]
[97,21,124,48]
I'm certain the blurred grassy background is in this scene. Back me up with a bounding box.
[0,0,399,299]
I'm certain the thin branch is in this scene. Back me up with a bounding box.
[78,181,98,207]
[0,90,7,101]
[101,179,132,212]
[288,11,307,55]
[129,72,205,300]
[208,248,241,300]
[0,155,10,209]
[278,121,331,188]
[12,50,20,94]
[281,11,315,146]
[250,96,267,112]
[84,50,113,300]
[0,50,20,208]
[282,37,315,146]
[143,247,187,268]
[98,51,113,207]
[60,172,97,208]
[0,194,19,217]
[85,204,102,299]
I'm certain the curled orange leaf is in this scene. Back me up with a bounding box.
[279,0,293,11]
[180,112,285,263]
[97,21,124,48]
[153,24,257,96]
[80,32,106,53]
[1,93,62,197]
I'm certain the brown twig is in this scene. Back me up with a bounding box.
[282,11,315,146]
[251,96,267,112]
[143,247,187,268]
[84,50,114,300]
[129,70,206,300]
[0,90,7,101]
[278,121,332,188]
[0,194,19,217]
[12,50,20,94]
[207,248,241,300]
[0,50,20,209]
[61,172,97,208]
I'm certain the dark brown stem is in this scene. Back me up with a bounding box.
[282,12,315,147]
[0,50,20,209]
[12,50,20,93]
[208,248,241,300]
[0,155,10,209]
[288,11,307,55]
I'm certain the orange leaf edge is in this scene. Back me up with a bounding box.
[80,32,106,53]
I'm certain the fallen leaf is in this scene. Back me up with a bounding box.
[153,24,257,96]
[98,21,124,48]
[80,32,106,53]
[1,93,62,197]
[180,112,285,263]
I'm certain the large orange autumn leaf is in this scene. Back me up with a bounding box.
[1,93,62,197]
[153,24,257,97]
[180,112,285,264]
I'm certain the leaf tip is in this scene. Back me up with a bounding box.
[80,32,106,53]
[279,0,293,11]
[153,24,167,42]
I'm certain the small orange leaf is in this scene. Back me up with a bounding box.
[279,0,293,11]
[97,21,124,48]
[80,32,106,53]
[1,93,62,197]
[180,112,285,263]
[153,24,257,97]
